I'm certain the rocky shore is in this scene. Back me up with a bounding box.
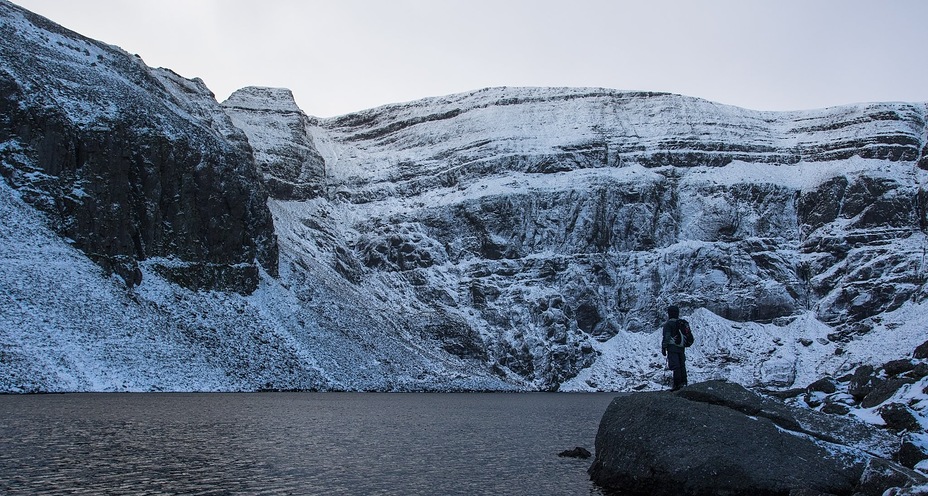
[589,340,928,495]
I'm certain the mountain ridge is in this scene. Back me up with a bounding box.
[227,83,927,389]
[1,0,927,395]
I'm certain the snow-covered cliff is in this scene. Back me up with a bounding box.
[225,84,927,390]
[0,0,277,291]
[1,0,927,394]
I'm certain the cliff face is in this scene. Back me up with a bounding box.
[2,1,928,392]
[228,86,928,389]
[0,1,276,292]
[221,86,326,200]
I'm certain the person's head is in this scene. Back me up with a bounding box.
[667,305,680,319]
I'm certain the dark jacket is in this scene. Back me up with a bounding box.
[662,318,685,354]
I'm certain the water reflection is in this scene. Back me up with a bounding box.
[0,393,614,495]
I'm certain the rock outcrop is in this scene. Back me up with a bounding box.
[784,342,928,471]
[221,87,326,200]
[589,381,926,495]
[0,1,277,292]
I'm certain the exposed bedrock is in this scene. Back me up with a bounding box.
[0,2,277,292]
[588,381,925,495]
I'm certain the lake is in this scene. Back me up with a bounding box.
[0,392,617,495]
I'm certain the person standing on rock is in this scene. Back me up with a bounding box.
[661,305,689,391]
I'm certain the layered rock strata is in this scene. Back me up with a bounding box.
[228,86,927,388]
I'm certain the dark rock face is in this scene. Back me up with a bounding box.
[558,447,592,459]
[915,340,928,360]
[862,379,917,409]
[822,402,851,415]
[589,381,924,496]
[0,2,277,291]
[897,439,928,469]
[911,364,928,381]
[807,377,838,394]
[880,403,921,432]
[677,381,900,457]
[850,365,879,401]
[799,174,925,339]
[886,359,918,377]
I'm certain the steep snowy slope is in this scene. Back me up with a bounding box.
[0,175,511,392]
[0,1,510,392]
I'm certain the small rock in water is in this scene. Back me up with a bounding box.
[558,447,591,459]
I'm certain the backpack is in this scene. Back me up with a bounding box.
[675,319,694,347]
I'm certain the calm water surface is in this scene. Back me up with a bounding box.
[0,392,616,495]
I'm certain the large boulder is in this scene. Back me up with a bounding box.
[589,381,924,495]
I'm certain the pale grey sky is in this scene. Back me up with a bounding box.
[13,0,928,117]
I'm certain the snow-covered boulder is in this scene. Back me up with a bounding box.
[783,340,928,472]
